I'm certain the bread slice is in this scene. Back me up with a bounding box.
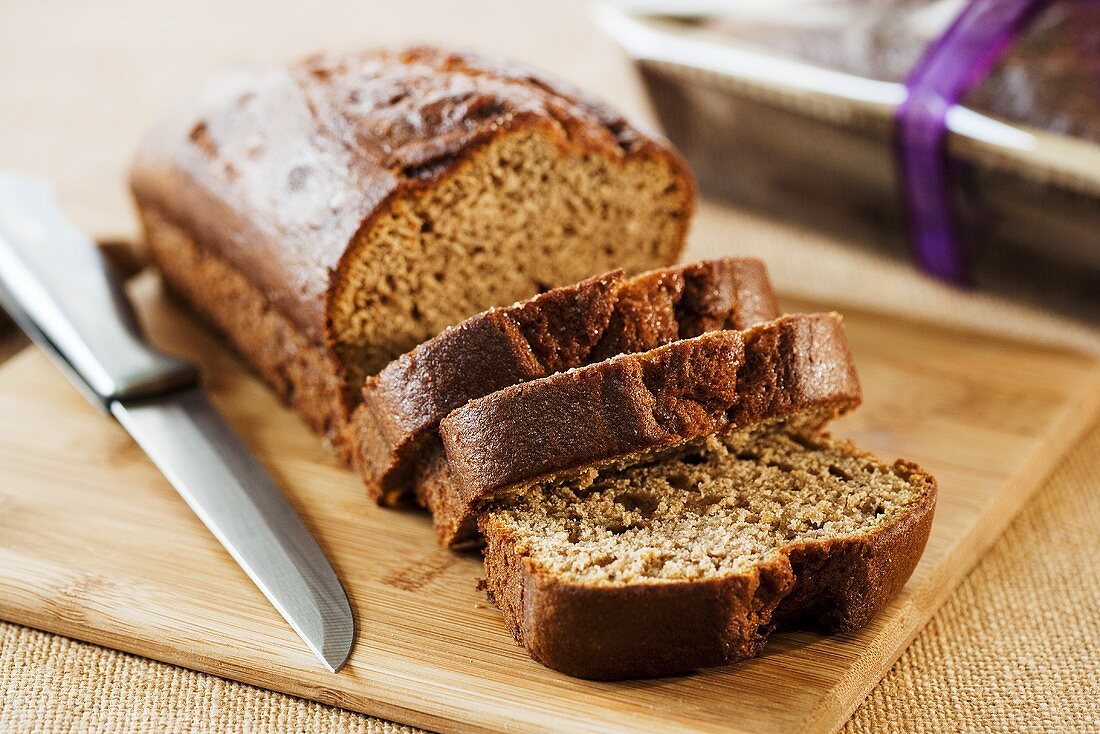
[353,258,778,504]
[131,46,695,456]
[480,428,937,680]
[429,312,861,546]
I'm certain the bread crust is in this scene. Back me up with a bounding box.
[352,258,778,505]
[140,208,353,455]
[480,441,937,680]
[434,313,862,546]
[352,270,623,504]
[593,257,780,359]
[130,46,695,444]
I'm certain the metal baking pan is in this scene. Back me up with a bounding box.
[596,2,1100,321]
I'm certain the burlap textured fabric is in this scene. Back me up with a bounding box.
[846,419,1100,733]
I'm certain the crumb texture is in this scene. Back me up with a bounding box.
[330,128,690,392]
[478,427,936,679]
[484,429,927,586]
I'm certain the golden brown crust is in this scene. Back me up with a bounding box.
[352,270,623,504]
[480,441,937,680]
[140,208,353,457]
[435,313,862,546]
[352,258,778,506]
[130,65,373,348]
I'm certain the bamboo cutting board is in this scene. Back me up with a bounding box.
[0,272,1098,734]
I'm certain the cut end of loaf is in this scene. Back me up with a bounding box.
[329,128,693,393]
[483,428,933,587]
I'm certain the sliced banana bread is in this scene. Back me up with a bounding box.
[131,46,695,456]
[430,312,862,546]
[480,428,937,680]
[354,257,778,504]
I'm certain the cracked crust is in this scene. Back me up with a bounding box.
[353,258,778,505]
[431,313,862,546]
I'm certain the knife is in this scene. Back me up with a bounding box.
[0,173,354,673]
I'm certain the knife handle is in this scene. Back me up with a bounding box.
[0,173,199,406]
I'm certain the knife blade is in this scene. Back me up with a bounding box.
[0,173,354,673]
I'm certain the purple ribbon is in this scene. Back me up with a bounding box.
[896,0,1054,284]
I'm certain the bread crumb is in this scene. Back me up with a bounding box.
[483,428,925,586]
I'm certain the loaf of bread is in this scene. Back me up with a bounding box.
[131,47,695,455]
[133,49,935,681]
[480,427,936,679]
[431,312,862,546]
[353,258,778,505]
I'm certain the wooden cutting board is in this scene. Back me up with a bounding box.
[1,272,1097,734]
